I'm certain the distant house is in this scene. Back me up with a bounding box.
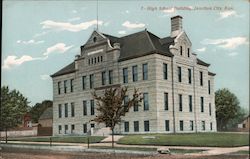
[237,115,250,132]
[23,113,32,128]
[38,107,53,136]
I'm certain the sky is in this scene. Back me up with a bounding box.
[2,0,249,111]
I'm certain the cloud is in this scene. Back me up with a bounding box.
[17,39,44,45]
[33,31,50,38]
[103,22,110,27]
[201,37,249,49]
[219,10,237,19]
[122,21,145,29]
[43,43,73,56]
[118,30,126,35]
[68,17,81,22]
[3,43,73,69]
[72,10,77,13]
[162,7,176,14]
[40,20,103,32]
[228,52,238,56]
[196,47,206,52]
[2,55,37,69]
[40,74,50,80]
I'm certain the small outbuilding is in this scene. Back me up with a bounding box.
[38,107,53,136]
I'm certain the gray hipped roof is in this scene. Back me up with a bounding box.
[39,107,53,120]
[51,30,211,77]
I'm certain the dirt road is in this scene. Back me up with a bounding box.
[0,147,249,159]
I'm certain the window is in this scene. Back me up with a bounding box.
[163,63,168,80]
[132,65,138,82]
[179,94,182,111]
[165,120,170,131]
[187,48,190,57]
[124,122,129,132]
[83,101,87,116]
[102,71,106,85]
[58,125,62,134]
[142,63,148,80]
[93,37,97,42]
[90,74,94,89]
[133,101,139,112]
[94,57,96,64]
[82,76,86,90]
[210,122,213,131]
[70,79,74,92]
[123,68,128,83]
[188,69,192,84]
[65,125,68,134]
[58,104,62,118]
[91,124,95,128]
[200,71,203,86]
[71,125,75,134]
[178,67,182,82]
[209,103,211,116]
[64,80,67,93]
[124,96,129,112]
[134,121,139,132]
[64,103,68,118]
[71,102,75,117]
[180,120,184,131]
[190,120,194,131]
[144,120,150,132]
[88,59,90,65]
[90,100,95,115]
[164,93,168,110]
[208,80,211,94]
[91,58,93,64]
[58,82,61,94]
[202,121,205,130]
[201,97,204,112]
[100,56,103,62]
[98,56,100,62]
[109,70,113,84]
[83,124,87,133]
[143,93,149,111]
[189,95,192,112]
[180,46,183,55]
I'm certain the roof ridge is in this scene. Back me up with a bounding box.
[145,30,157,51]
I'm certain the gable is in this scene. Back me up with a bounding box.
[174,31,192,46]
[84,30,107,48]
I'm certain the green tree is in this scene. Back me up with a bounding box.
[0,86,30,143]
[215,88,241,131]
[29,100,53,123]
[92,86,143,148]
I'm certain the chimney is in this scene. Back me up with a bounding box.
[171,15,183,37]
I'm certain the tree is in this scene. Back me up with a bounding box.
[92,86,143,148]
[215,88,241,131]
[0,86,30,143]
[29,100,53,123]
[227,107,247,130]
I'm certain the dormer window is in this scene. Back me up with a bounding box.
[188,48,190,57]
[180,46,183,56]
[93,37,97,42]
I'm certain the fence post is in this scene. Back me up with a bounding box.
[50,137,52,147]
[87,137,89,149]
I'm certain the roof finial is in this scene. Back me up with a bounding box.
[96,0,99,31]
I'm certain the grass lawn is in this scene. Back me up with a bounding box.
[7,136,105,143]
[230,150,250,155]
[117,133,249,147]
[169,149,205,154]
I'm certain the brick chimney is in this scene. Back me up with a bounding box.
[171,15,183,37]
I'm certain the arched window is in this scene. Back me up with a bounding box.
[180,46,183,56]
